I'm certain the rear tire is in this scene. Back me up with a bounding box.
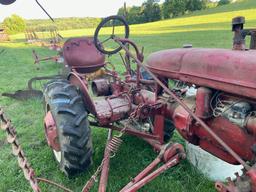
[44,79,93,176]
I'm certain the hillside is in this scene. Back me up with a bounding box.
[12,0,256,44]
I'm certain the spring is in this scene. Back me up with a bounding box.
[107,136,123,156]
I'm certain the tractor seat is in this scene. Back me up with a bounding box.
[63,37,105,73]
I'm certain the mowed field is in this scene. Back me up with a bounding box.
[1,0,256,191]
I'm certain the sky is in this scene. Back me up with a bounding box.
[0,0,165,22]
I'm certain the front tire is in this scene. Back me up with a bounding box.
[44,79,93,176]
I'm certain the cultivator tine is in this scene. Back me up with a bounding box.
[0,107,41,192]
[32,49,40,69]
[0,107,74,192]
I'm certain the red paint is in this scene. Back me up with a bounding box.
[146,48,256,99]
[247,169,256,192]
[44,111,60,151]
[153,115,165,144]
[63,37,105,73]
[195,87,212,119]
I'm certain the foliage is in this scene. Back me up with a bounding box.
[119,0,209,22]
[162,0,186,19]
[118,0,161,24]
[2,14,26,34]
[162,0,208,19]
[205,1,218,9]
[118,6,145,24]
[186,0,207,11]
[218,0,230,6]
[141,0,162,22]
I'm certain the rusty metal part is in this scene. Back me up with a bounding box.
[250,30,256,49]
[98,130,113,192]
[215,171,253,192]
[92,79,111,96]
[0,108,41,192]
[2,75,63,100]
[115,38,250,170]
[146,48,256,100]
[195,87,212,119]
[68,72,96,115]
[36,178,73,192]
[0,107,74,192]
[44,111,60,151]
[82,126,127,192]
[94,93,133,126]
[63,37,105,73]
[1,90,43,100]
[32,50,63,70]
[120,143,185,192]
[27,75,64,90]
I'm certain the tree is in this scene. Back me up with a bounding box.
[162,0,172,19]
[218,0,230,6]
[186,0,207,12]
[162,0,207,18]
[127,6,145,24]
[117,7,126,17]
[3,14,26,34]
[162,0,186,18]
[117,6,145,24]
[141,0,161,22]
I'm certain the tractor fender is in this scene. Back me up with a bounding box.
[68,72,96,115]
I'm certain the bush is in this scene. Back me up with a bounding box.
[218,0,230,6]
[3,14,26,34]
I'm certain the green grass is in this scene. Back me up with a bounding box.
[1,0,256,191]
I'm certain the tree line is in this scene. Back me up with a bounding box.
[118,0,230,24]
[1,16,101,34]
[1,0,230,34]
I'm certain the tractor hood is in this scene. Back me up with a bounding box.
[146,48,256,99]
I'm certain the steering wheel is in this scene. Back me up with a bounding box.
[94,15,130,55]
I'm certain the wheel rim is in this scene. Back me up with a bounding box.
[53,150,61,163]
[44,111,61,152]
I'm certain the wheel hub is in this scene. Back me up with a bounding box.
[44,111,60,151]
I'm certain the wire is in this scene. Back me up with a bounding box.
[35,0,55,22]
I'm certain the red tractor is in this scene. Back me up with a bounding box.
[2,1,256,191]
[41,15,256,192]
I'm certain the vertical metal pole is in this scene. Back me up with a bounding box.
[124,2,131,75]
[98,129,113,192]
[250,31,256,50]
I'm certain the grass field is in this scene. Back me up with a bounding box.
[1,0,256,191]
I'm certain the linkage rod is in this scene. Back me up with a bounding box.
[115,38,250,171]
